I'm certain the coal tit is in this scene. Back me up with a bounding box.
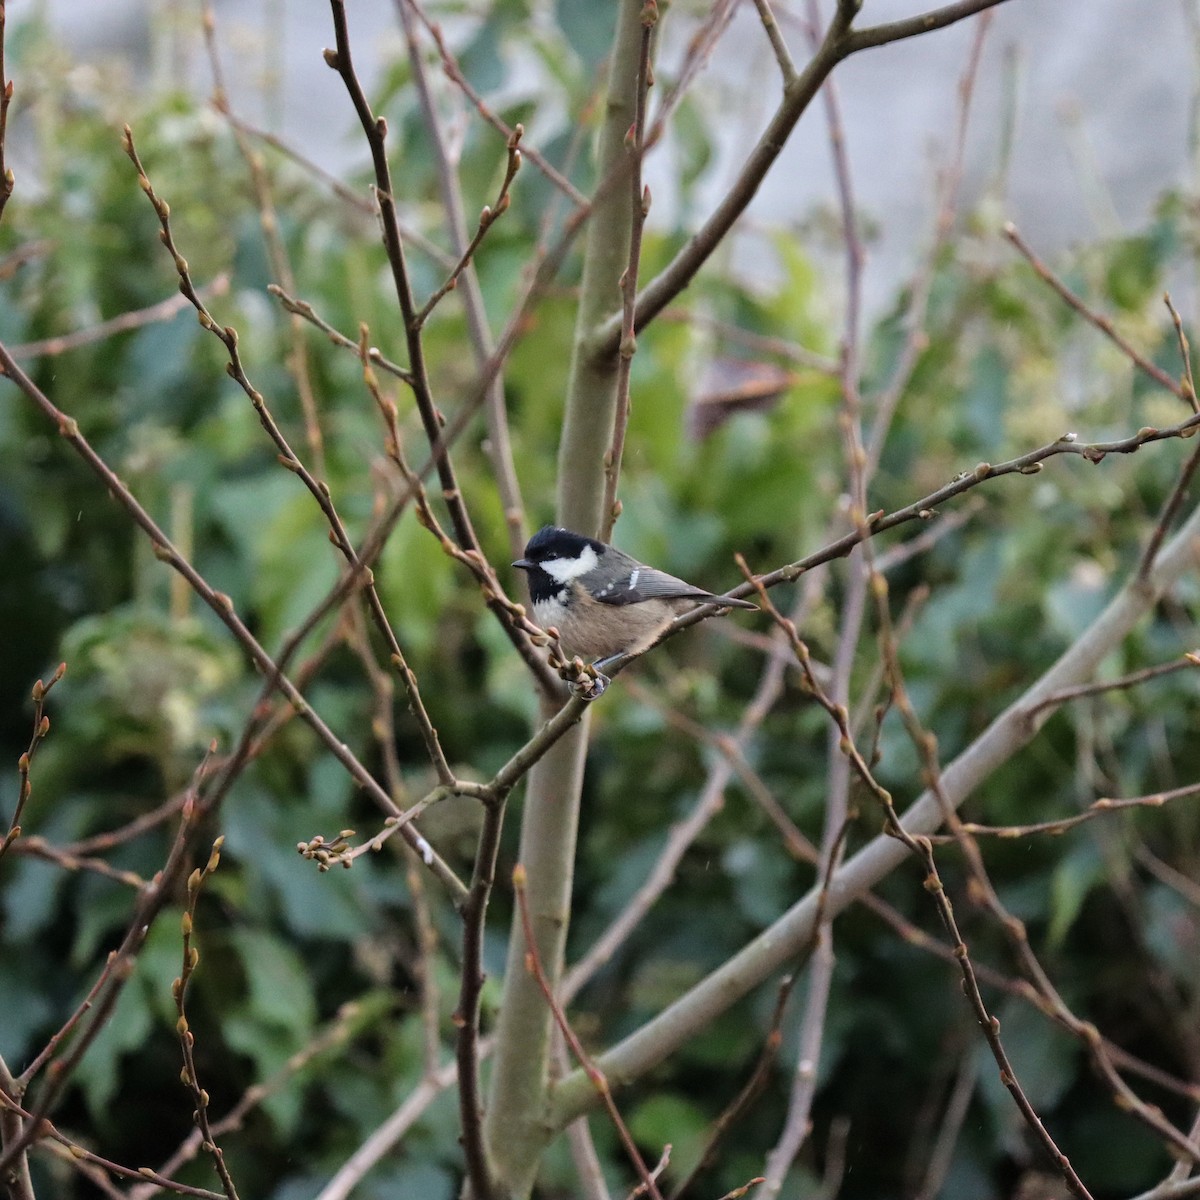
[512,525,757,664]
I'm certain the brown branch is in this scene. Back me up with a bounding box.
[123,124,458,787]
[454,797,508,1200]
[9,837,146,887]
[750,0,799,83]
[0,663,66,864]
[871,575,1200,1174]
[0,0,13,226]
[1138,298,1200,576]
[202,3,327,475]
[411,125,523,330]
[0,1096,226,1198]
[0,1054,34,1200]
[394,0,529,556]
[1026,651,1200,719]
[324,0,557,695]
[173,839,241,1200]
[268,285,414,384]
[667,977,793,1200]
[1003,223,1190,407]
[0,756,218,1175]
[592,0,1012,355]
[404,4,587,206]
[929,781,1200,841]
[866,9,993,471]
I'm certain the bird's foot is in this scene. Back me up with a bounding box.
[569,670,609,701]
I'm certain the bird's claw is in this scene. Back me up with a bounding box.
[569,671,609,701]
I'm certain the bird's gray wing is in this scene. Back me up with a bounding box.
[592,552,752,608]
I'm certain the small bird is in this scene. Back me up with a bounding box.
[512,525,757,665]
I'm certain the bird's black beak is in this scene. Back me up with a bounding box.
[512,558,533,570]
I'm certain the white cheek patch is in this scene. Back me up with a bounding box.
[541,544,599,583]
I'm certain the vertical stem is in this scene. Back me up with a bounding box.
[484,6,651,1193]
[483,717,589,1197]
[556,0,649,536]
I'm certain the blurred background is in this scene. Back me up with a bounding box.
[3,2,1200,1198]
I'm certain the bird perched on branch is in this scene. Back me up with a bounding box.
[512,525,757,668]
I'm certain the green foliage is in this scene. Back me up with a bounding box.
[2,7,1200,1200]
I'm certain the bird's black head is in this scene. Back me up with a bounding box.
[512,526,607,602]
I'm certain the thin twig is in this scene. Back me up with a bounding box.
[0,755,218,1174]
[406,5,587,206]
[268,285,414,384]
[866,10,993,471]
[203,3,327,474]
[324,0,558,695]
[6,275,230,359]
[123,125,457,787]
[1026,651,1200,719]
[0,0,13,225]
[872,572,1200,1175]
[750,0,799,83]
[1,663,67,863]
[411,125,523,330]
[592,0,1013,353]
[131,1002,371,1199]
[925,781,1200,841]
[1138,296,1200,575]
[173,838,241,1200]
[1003,223,1190,407]
[454,794,508,1200]
[395,0,529,554]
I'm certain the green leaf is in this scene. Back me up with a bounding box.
[228,927,317,1040]
[1048,840,1105,949]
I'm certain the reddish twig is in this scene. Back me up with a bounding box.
[1,663,66,863]
[404,4,587,206]
[870,573,1200,1175]
[0,753,219,1175]
[395,0,529,556]
[202,3,327,475]
[324,0,558,696]
[268,285,413,384]
[173,838,241,1200]
[0,0,13,225]
[131,1001,370,1200]
[1003,223,1190,407]
[453,793,509,1200]
[411,126,523,330]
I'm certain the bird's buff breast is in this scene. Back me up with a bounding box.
[533,595,681,660]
